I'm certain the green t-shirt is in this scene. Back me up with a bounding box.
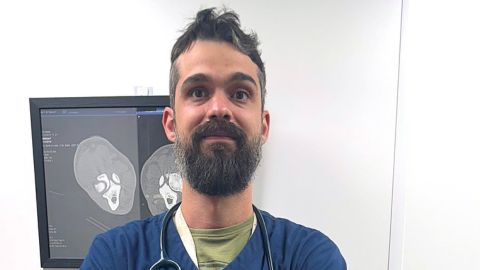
[189,215,254,270]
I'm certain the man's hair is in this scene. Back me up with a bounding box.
[169,7,266,110]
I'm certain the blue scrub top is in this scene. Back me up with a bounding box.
[81,210,346,270]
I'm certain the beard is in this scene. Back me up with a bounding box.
[174,118,262,197]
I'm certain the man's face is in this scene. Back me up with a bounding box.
[162,40,270,195]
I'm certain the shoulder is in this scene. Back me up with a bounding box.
[80,214,165,270]
[261,211,346,270]
[96,214,163,247]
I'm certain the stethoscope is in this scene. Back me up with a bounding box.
[149,202,274,270]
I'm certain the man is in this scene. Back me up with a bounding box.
[81,8,346,270]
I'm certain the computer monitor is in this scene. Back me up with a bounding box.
[30,96,180,268]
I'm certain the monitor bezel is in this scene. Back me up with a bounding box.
[29,96,170,268]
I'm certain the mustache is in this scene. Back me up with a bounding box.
[191,118,246,144]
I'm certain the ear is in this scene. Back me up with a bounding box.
[261,110,270,144]
[162,107,176,142]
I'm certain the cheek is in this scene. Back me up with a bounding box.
[175,108,205,136]
[235,111,263,135]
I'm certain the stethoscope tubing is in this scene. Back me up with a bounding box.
[149,202,273,270]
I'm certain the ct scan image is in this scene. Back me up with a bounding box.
[74,136,137,215]
[140,144,182,215]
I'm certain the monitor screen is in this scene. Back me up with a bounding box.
[30,96,179,268]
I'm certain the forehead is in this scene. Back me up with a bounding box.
[175,40,260,87]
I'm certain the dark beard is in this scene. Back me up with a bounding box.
[174,118,262,197]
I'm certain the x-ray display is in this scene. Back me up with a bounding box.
[40,107,175,259]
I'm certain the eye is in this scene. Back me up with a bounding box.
[190,88,208,99]
[232,89,250,102]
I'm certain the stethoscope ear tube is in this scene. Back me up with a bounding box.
[152,202,273,270]
[253,205,274,270]
[150,202,182,270]
[149,258,181,270]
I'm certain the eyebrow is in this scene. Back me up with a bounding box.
[180,73,211,94]
[228,72,257,87]
[180,72,258,94]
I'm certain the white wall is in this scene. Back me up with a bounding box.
[0,0,402,269]
[392,0,480,269]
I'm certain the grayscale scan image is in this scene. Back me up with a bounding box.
[74,136,137,215]
[140,144,182,215]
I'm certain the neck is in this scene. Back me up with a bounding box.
[180,181,253,229]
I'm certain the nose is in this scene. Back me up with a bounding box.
[206,91,232,121]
